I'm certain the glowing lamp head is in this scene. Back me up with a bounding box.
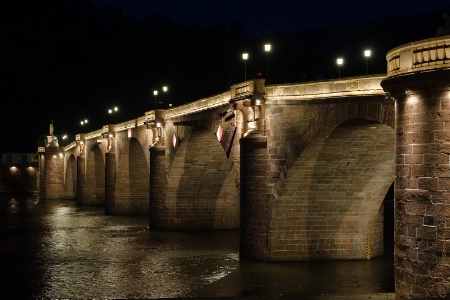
[364,50,371,57]
[337,58,344,66]
[242,53,248,60]
[264,44,271,52]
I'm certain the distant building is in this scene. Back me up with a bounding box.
[0,153,39,194]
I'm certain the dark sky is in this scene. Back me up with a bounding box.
[91,0,450,34]
[1,0,450,154]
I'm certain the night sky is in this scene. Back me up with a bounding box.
[91,0,450,34]
[1,0,450,153]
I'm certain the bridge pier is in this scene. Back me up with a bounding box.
[382,37,450,299]
[76,155,86,204]
[38,147,65,200]
[105,151,116,214]
[149,141,167,229]
[239,130,270,259]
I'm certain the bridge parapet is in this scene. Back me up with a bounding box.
[64,141,77,151]
[85,128,104,140]
[266,76,385,101]
[112,119,138,132]
[230,79,265,102]
[386,36,450,78]
[164,91,231,119]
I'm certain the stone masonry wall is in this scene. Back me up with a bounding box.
[268,119,394,260]
[159,104,241,229]
[261,96,395,260]
[113,137,149,214]
[382,71,450,299]
[84,144,105,205]
[163,127,239,229]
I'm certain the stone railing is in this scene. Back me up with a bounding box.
[266,75,385,101]
[66,76,388,145]
[386,36,450,77]
[164,91,231,119]
[230,79,265,101]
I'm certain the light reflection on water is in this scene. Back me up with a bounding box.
[0,195,394,299]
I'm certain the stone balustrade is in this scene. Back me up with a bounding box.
[386,36,450,77]
[266,75,385,101]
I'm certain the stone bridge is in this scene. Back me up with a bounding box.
[38,36,450,299]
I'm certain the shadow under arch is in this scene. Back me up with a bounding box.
[268,118,394,260]
[166,126,239,229]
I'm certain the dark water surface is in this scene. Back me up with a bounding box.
[0,195,394,299]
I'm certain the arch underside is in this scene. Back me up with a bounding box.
[64,155,77,199]
[165,126,239,229]
[115,137,149,214]
[269,118,394,260]
[84,145,105,205]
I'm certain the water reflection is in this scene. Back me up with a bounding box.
[0,195,394,299]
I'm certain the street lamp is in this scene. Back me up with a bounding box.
[337,58,344,78]
[108,106,118,123]
[80,119,88,126]
[364,50,371,75]
[242,53,249,81]
[264,44,271,81]
[153,90,158,110]
[162,86,168,108]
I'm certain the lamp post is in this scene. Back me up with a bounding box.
[80,119,88,126]
[162,86,168,108]
[264,44,271,81]
[337,58,344,78]
[364,50,371,75]
[113,106,118,122]
[108,106,118,123]
[153,90,158,110]
[242,53,248,81]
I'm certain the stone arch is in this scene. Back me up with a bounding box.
[267,118,394,260]
[164,104,242,195]
[114,137,149,214]
[165,126,239,229]
[84,144,105,205]
[267,98,394,191]
[64,154,77,199]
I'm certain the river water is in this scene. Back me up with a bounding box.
[0,195,394,299]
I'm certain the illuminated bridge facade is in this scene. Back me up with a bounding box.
[38,36,450,299]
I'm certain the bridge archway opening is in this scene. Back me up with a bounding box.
[268,118,394,260]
